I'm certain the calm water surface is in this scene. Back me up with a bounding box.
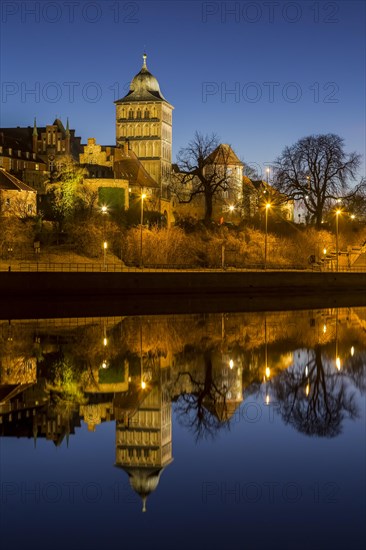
[0,308,365,549]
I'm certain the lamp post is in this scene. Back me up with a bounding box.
[101,205,108,270]
[335,209,341,272]
[140,320,146,389]
[140,192,146,268]
[266,167,270,184]
[264,202,271,270]
[103,241,107,270]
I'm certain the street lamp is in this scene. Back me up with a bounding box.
[101,205,108,270]
[335,209,341,272]
[264,202,271,269]
[103,241,107,270]
[140,192,146,268]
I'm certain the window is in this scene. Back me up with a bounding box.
[128,110,133,119]
[8,148,12,155]
[137,110,141,119]
[35,164,39,171]
[144,110,149,118]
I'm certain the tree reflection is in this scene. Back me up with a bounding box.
[173,348,231,440]
[272,345,358,437]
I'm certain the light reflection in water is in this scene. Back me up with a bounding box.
[0,307,365,512]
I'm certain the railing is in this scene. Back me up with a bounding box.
[1,262,365,272]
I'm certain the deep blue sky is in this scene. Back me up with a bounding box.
[1,0,365,179]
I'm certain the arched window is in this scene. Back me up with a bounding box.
[128,110,133,119]
[144,110,149,119]
[137,109,141,119]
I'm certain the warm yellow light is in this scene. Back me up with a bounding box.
[265,367,270,378]
[141,193,147,200]
[103,337,107,346]
[336,209,341,216]
[101,361,107,369]
[103,241,107,249]
[351,346,354,356]
[265,202,271,210]
[265,394,270,405]
[266,168,270,173]
[305,383,310,396]
[336,357,341,370]
[323,324,327,334]
[323,248,327,255]
[229,205,235,212]
[101,205,107,213]
[229,359,234,369]
[141,381,146,389]
[350,214,355,220]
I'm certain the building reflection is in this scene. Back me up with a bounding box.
[115,367,173,512]
[0,308,366,508]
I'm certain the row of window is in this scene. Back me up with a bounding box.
[1,147,37,160]
[119,124,159,138]
[119,107,157,119]
[4,159,40,171]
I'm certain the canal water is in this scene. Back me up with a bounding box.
[0,308,365,549]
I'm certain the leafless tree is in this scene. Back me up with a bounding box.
[271,346,358,437]
[273,134,363,228]
[172,132,240,225]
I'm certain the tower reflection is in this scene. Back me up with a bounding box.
[0,309,365,509]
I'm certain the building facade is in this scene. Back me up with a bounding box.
[115,54,173,200]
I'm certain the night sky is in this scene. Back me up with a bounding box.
[1,0,365,179]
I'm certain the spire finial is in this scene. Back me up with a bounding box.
[33,117,37,136]
[142,496,147,512]
[142,52,147,69]
[66,117,70,136]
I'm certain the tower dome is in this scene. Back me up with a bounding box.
[116,54,167,103]
[125,466,164,512]
[130,54,165,97]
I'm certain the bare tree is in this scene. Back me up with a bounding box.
[173,348,231,440]
[273,134,363,228]
[271,346,358,437]
[172,132,241,225]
